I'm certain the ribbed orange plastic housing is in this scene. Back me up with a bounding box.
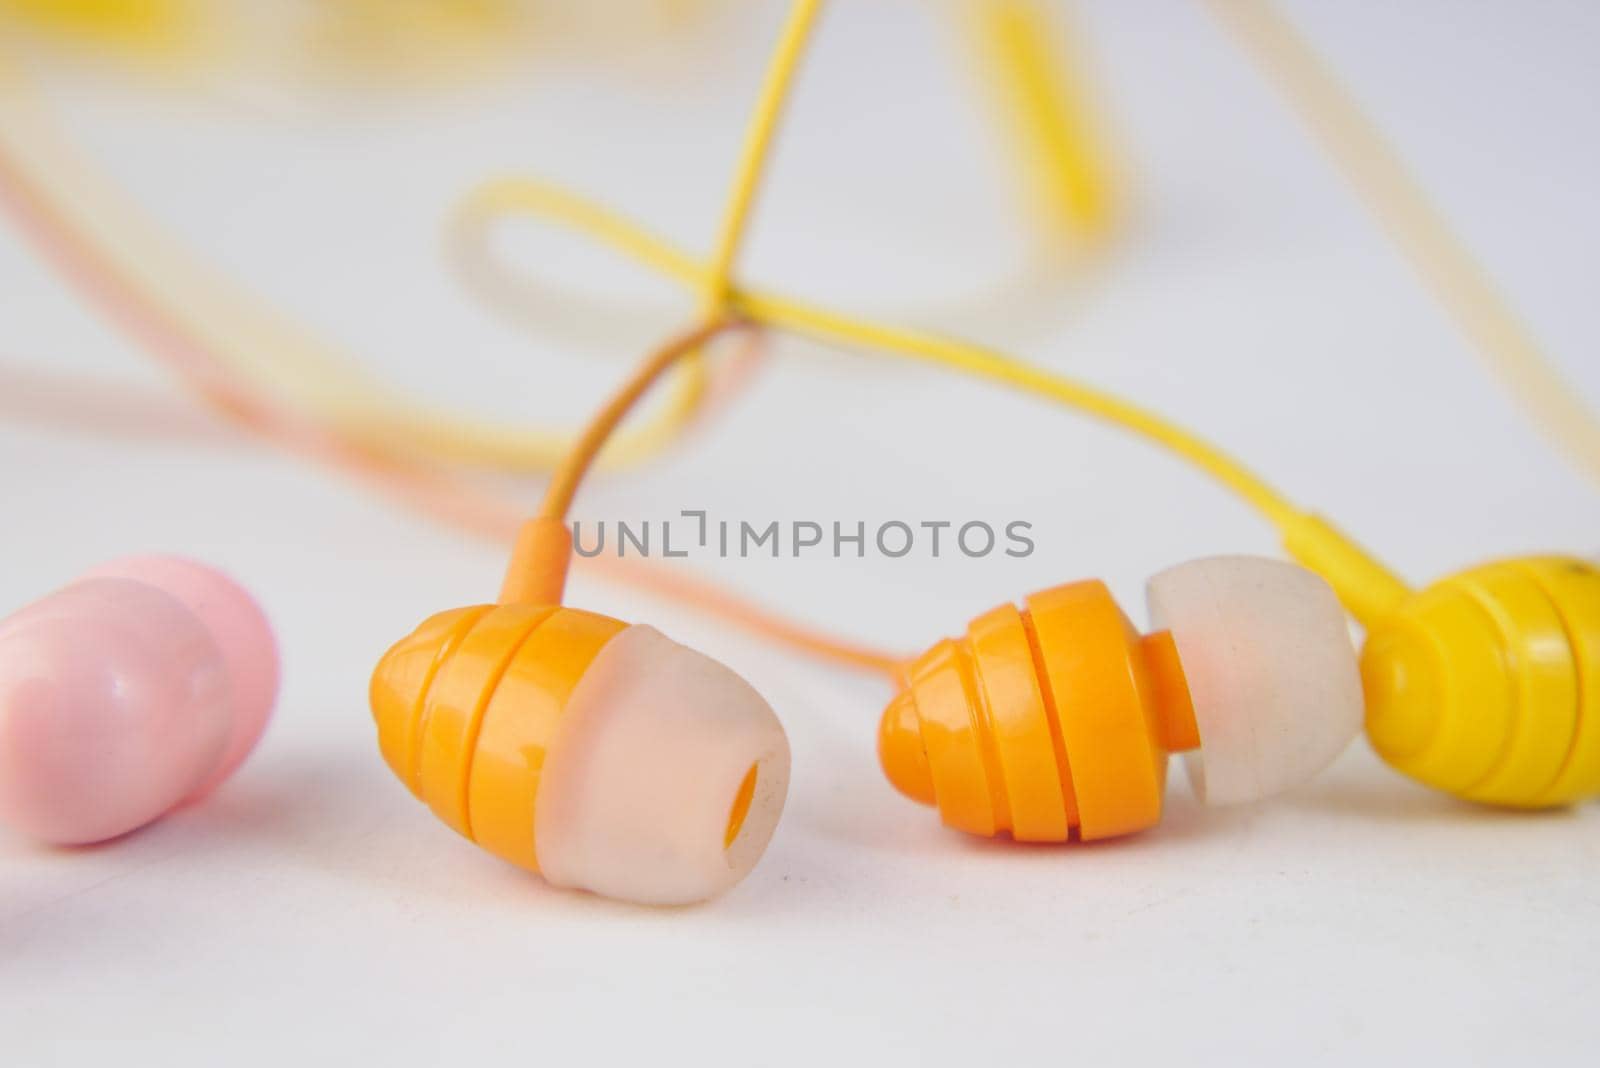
[878,580,1198,842]
[369,602,626,871]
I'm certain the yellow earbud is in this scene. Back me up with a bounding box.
[1361,556,1600,808]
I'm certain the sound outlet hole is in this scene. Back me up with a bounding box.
[723,763,760,850]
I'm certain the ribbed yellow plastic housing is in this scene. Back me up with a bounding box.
[1362,557,1600,808]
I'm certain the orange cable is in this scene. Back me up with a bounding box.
[537,319,741,524]
[0,136,905,676]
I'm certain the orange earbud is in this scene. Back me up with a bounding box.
[368,356,794,908]
[879,556,1364,840]
[370,582,790,906]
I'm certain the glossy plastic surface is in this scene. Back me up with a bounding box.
[0,556,277,844]
[87,555,279,798]
[0,576,230,843]
[371,610,789,904]
[879,579,1191,842]
[370,602,623,870]
[1363,556,1600,807]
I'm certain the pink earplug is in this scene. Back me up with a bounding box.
[0,556,278,845]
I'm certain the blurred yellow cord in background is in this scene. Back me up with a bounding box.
[1205,0,1600,494]
[0,0,1591,668]
[0,0,1127,669]
[0,0,1116,474]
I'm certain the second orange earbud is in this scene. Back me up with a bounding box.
[879,556,1364,841]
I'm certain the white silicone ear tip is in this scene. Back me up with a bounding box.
[1146,556,1361,806]
[533,625,790,906]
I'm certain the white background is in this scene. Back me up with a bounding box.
[2,2,1598,1064]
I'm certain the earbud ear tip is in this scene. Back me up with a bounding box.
[87,556,279,797]
[1146,555,1362,805]
[533,624,790,906]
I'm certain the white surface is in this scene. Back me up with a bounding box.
[2,2,1598,1064]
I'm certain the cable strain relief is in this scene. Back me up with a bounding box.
[1280,512,1410,627]
[499,517,573,606]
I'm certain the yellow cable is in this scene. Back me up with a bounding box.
[3,0,1415,620]
[962,0,1116,243]
[456,0,1117,352]
[458,174,1411,618]
[0,59,684,472]
[670,0,825,421]
[2,0,1119,473]
[702,0,821,307]
[0,3,825,474]
[1205,0,1600,490]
